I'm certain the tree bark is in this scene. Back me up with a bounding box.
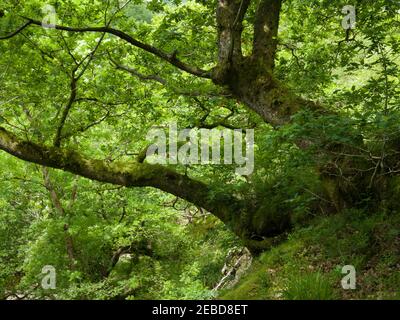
[0,1,371,253]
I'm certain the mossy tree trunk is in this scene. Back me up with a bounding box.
[0,0,390,253]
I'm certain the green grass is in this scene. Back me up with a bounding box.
[219,210,400,300]
[283,272,337,300]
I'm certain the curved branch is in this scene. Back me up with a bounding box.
[0,127,240,224]
[0,20,32,40]
[20,17,212,79]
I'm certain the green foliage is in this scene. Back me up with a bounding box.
[283,272,337,300]
[0,153,239,299]
[0,0,400,300]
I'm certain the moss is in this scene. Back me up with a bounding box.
[283,272,338,300]
[321,177,344,212]
[219,262,271,300]
[251,203,291,237]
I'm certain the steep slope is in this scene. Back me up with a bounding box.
[220,210,400,300]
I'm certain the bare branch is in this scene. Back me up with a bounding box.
[109,58,167,85]
[54,32,106,147]
[20,17,212,79]
[0,20,32,40]
[110,56,230,97]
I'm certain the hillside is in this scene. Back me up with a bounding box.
[220,210,400,300]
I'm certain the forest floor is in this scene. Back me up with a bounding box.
[219,209,400,300]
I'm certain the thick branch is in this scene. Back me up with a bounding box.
[216,0,250,63]
[0,127,240,224]
[252,0,282,69]
[213,0,251,82]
